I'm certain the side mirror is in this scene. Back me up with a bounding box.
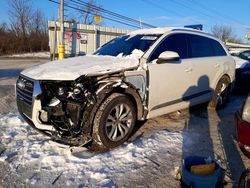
[157,51,180,64]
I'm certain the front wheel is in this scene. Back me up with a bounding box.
[209,76,231,109]
[91,93,136,149]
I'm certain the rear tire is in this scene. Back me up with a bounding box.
[209,76,230,109]
[91,93,136,150]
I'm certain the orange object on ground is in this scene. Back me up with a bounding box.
[190,163,216,176]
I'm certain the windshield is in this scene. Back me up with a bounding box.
[94,34,161,57]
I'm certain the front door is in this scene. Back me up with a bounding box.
[146,33,197,118]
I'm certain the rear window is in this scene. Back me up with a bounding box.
[211,40,227,56]
[187,34,227,58]
[187,34,214,58]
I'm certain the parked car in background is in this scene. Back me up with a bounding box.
[231,50,250,92]
[235,93,250,158]
[16,27,235,150]
[238,50,250,61]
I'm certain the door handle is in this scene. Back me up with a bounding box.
[185,67,192,72]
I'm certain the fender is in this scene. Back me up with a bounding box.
[80,78,145,137]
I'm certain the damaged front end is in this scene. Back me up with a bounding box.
[16,72,146,147]
[40,76,99,144]
[17,75,98,146]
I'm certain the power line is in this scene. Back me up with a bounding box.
[170,0,213,21]
[49,0,143,28]
[69,0,156,28]
[139,0,195,22]
[68,0,151,28]
[188,0,246,26]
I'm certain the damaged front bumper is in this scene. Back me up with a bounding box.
[16,75,92,146]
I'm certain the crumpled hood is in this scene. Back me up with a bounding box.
[21,55,140,80]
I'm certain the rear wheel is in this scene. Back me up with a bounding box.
[91,93,136,149]
[209,76,230,109]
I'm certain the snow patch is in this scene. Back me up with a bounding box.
[21,55,139,80]
[129,27,203,35]
[0,113,183,187]
[9,52,50,58]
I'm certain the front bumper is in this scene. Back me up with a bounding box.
[16,76,91,146]
[16,76,56,132]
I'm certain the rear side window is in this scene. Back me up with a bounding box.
[187,34,214,58]
[211,40,227,56]
[149,33,188,62]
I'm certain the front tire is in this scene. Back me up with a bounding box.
[209,76,230,109]
[91,93,136,149]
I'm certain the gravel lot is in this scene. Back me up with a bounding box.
[0,57,249,187]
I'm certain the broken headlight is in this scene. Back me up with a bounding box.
[39,77,97,136]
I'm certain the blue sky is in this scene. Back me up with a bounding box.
[0,0,249,41]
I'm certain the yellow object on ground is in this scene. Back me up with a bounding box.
[190,163,216,176]
[58,45,65,60]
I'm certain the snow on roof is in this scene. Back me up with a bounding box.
[129,27,209,35]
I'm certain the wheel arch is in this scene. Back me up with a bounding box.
[87,80,145,136]
[212,74,232,92]
[219,74,232,91]
[107,83,145,121]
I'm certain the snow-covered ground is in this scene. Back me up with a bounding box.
[0,96,248,187]
[0,113,185,187]
[8,52,50,58]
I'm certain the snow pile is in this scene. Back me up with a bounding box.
[21,55,140,80]
[0,113,183,187]
[10,52,50,58]
[129,27,206,35]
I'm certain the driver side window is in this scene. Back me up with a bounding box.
[148,33,188,62]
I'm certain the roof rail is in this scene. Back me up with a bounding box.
[171,28,214,37]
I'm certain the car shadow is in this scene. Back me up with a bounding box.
[182,75,246,186]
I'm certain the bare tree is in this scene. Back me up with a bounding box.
[5,0,49,53]
[8,0,33,39]
[29,9,48,52]
[211,24,242,43]
[30,9,48,36]
[78,0,102,25]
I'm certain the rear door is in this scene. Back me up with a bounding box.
[185,34,224,102]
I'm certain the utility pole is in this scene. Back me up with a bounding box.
[59,0,64,59]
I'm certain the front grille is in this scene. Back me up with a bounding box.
[16,76,34,118]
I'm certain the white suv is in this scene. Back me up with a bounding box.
[16,27,235,149]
